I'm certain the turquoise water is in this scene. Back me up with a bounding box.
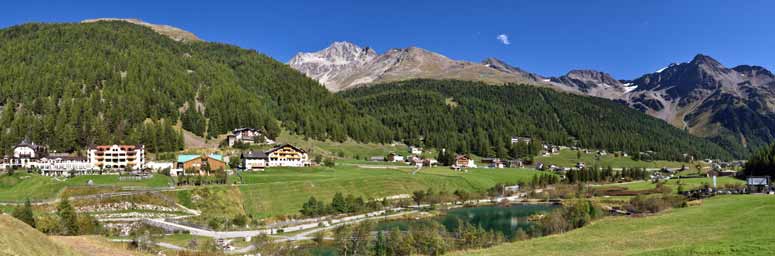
[377,204,557,239]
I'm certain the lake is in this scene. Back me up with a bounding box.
[376,204,558,239]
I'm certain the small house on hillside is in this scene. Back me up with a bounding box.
[511,136,532,145]
[175,154,227,176]
[454,155,477,169]
[408,146,423,155]
[227,128,275,147]
[481,158,504,169]
[242,151,268,171]
[387,153,405,163]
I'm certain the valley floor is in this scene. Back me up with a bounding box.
[453,195,775,256]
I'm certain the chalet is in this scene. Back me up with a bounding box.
[510,136,532,145]
[265,144,309,167]
[227,128,274,147]
[241,151,268,171]
[10,138,48,169]
[387,153,405,163]
[88,144,145,170]
[481,158,505,169]
[408,146,423,155]
[174,154,227,176]
[423,158,439,167]
[454,155,477,168]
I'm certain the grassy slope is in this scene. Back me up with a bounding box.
[274,130,411,159]
[600,176,745,191]
[0,173,174,201]
[0,215,81,256]
[234,166,543,218]
[455,195,775,256]
[50,236,148,256]
[535,149,687,169]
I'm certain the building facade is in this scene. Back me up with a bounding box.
[88,145,145,170]
[10,139,48,169]
[227,128,275,147]
[174,154,227,176]
[266,144,309,167]
[241,151,268,171]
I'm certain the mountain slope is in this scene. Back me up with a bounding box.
[0,21,390,154]
[289,42,549,91]
[624,54,775,156]
[339,79,732,160]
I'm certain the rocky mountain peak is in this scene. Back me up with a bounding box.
[565,70,622,86]
[691,54,722,66]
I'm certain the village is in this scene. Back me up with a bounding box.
[0,127,772,255]
[0,129,751,184]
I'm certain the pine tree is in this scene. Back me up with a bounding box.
[12,198,36,228]
[56,197,79,235]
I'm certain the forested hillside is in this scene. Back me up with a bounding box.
[340,79,733,161]
[0,21,390,154]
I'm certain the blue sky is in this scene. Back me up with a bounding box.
[3,0,773,79]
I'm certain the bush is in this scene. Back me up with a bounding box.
[627,194,687,214]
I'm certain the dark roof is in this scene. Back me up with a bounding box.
[242,151,268,159]
[265,144,306,154]
[232,128,260,133]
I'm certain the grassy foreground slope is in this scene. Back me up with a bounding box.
[0,215,81,256]
[235,166,543,217]
[456,195,775,256]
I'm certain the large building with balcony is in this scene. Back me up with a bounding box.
[87,144,145,170]
[266,144,309,167]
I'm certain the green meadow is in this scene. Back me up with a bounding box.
[233,165,544,218]
[456,195,775,256]
[0,173,174,201]
[535,149,688,169]
[600,176,745,191]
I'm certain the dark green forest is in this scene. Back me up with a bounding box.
[0,21,390,154]
[340,79,733,161]
[743,143,775,177]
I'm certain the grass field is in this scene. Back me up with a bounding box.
[535,149,688,169]
[0,173,174,201]
[51,235,148,256]
[600,176,745,191]
[455,195,775,256]
[274,130,419,159]
[0,215,81,256]
[234,165,545,218]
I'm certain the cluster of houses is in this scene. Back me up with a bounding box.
[0,133,310,177]
[371,146,439,167]
[0,139,146,176]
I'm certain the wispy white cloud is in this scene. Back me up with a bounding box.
[496,34,510,45]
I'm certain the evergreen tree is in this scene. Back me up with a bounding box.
[12,198,35,228]
[56,197,79,235]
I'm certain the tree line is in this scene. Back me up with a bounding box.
[340,79,734,161]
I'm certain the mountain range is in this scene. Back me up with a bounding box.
[290,42,775,156]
